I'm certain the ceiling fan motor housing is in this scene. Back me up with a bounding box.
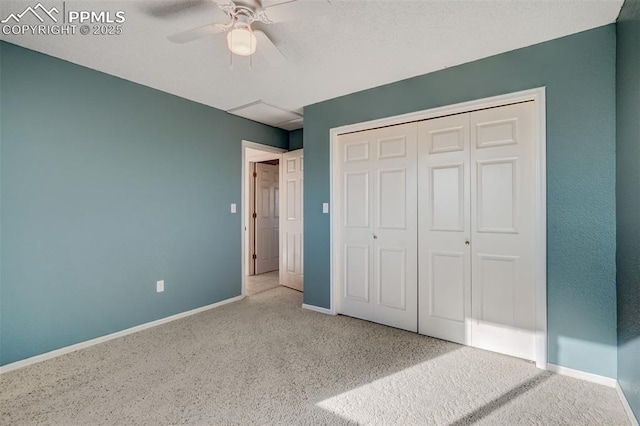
[167,0,330,63]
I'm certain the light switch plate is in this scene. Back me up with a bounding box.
[231,203,237,213]
[322,203,329,214]
[156,280,164,293]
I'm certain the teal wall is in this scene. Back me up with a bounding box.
[303,26,617,378]
[0,42,288,366]
[288,128,303,150]
[616,0,640,418]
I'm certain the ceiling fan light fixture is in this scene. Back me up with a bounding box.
[227,26,257,56]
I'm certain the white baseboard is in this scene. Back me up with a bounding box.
[616,382,639,426]
[548,364,639,424]
[546,363,617,388]
[0,295,245,374]
[302,303,335,315]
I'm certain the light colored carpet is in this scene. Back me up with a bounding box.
[246,271,281,296]
[0,287,630,425]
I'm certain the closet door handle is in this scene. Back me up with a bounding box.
[373,234,378,240]
[465,240,470,246]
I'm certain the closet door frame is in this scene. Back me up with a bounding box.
[329,87,547,369]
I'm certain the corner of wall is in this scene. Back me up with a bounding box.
[615,0,640,421]
[288,128,303,151]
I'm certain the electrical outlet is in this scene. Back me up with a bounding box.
[323,203,329,214]
[156,280,164,293]
[231,203,237,213]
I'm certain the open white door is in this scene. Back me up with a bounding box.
[281,150,303,291]
[255,163,279,274]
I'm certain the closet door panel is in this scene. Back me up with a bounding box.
[476,159,518,233]
[430,251,465,322]
[377,247,406,310]
[337,123,418,332]
[339,135,375,322]
[344,245,370,302]
[431,164,465,231]
[418,114,471,344]
[345,171,370,228]
[470,102,536,361]
[372,123,418,332]
[377,168,407,229]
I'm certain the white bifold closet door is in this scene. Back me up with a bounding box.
[338,123,418,332]
[418,101,536,361]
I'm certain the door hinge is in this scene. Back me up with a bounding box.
[252,212,257,218]
[252,254,257,260]
[253,172,257,178]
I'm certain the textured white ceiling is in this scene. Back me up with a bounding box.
[0,0,624,129]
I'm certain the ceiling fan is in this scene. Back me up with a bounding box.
[167,0,330,64]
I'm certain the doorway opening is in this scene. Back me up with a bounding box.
[242,141,286,296]
[248,158,280,295]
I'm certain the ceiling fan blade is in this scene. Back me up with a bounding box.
[211,0,238,15]
[254,30,287,66]
[212,0,236,7]
[168,23,229,44]
[141,0,233,18]
[141,0,208,18]
[259,0,331,23]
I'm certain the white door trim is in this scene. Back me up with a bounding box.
[329,87,547,369]
[241,140,286,296]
